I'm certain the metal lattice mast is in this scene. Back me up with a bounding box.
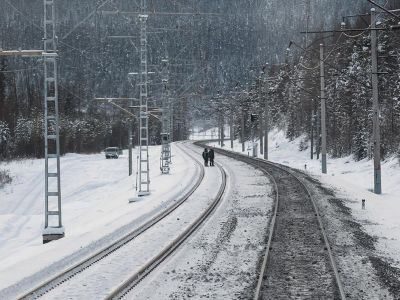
[138,0,150,196]
[168,89,173,164]
[169,95,174,144]
[160,57,171,174]
[43,0,64,242]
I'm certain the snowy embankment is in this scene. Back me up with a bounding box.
[0,144,195,291]
[192,127,400,267]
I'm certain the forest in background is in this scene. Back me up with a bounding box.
[230,0,400,162]
[0,0,398,161]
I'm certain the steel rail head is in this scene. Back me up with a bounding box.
[252,165,279,300]
[263,160,347,300]
[193,140,280,300]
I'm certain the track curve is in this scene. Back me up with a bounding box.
[195,142,346,300]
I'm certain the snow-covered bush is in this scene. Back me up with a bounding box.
[0,120,11,159]
[0,169,12,187]
[298,138,309,152]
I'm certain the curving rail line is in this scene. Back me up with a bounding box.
[17,143,206,300]
[195,142,346,300]
[105,143,227,299]
[252,157,346,300]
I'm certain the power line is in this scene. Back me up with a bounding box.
[290,40,372,90]
[4,0,107,68]
[298,62,320,70]
[100,10,223,16]
[61,0,112,41]
[0,67,41,73]
[58,83,88,104]
[366,0,400,21]
[297,36,347,70]
[4,0,42,31]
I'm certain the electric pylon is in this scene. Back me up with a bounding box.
[137,0,150,196]
[160,57,171,174]
[42,0,64,243]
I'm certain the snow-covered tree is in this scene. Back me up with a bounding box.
[0,120,11,158]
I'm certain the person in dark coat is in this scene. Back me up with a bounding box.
[202,148,209,166]
[209,148,215,166]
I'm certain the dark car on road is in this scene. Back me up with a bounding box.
[105,147,120,159]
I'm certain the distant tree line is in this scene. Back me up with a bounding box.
[0,0,391,159]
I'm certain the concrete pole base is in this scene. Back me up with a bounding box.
[137,191,150,197]
[43,234,65,244]
[42,227,65,244]
[130,191,151,202]
[252,144,258,158]
[374,169,382,194]
[322,154,327,174]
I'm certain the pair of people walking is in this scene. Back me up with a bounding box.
[202,148,215,167]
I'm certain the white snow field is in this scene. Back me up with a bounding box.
[0,143,198,294]
[39,143,223,299]
[192,127,400,267]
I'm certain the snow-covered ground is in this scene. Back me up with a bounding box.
[0,144,197,292]
[38,144,223,299]
[192,127,400,268]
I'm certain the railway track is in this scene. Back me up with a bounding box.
[105,143,227,299]
[18,140,344,299]
[195,142,346,300]
[16,143,214,300]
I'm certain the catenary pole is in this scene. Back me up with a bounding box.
[316,99,321,160]
[311,108,314,159]
[230,102,234,149]
[219,117,222,146]
[170,100,174,140]
[137,0,151,197]
[259,80,264,155]
[251,115,255,157]
[371,8,382,194]
[230,115,234,149]
[160,58,171,174]
[320,43,327,174]
[128,121,133,176]
[0,1,64,243]
[263,75,269,160]
[241,105,245,152]
[42,0,64,243]
[221,108,225,147]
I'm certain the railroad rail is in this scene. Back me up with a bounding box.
[195,141,346,300]
[17,143,207,300]
[106,143,227,299]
